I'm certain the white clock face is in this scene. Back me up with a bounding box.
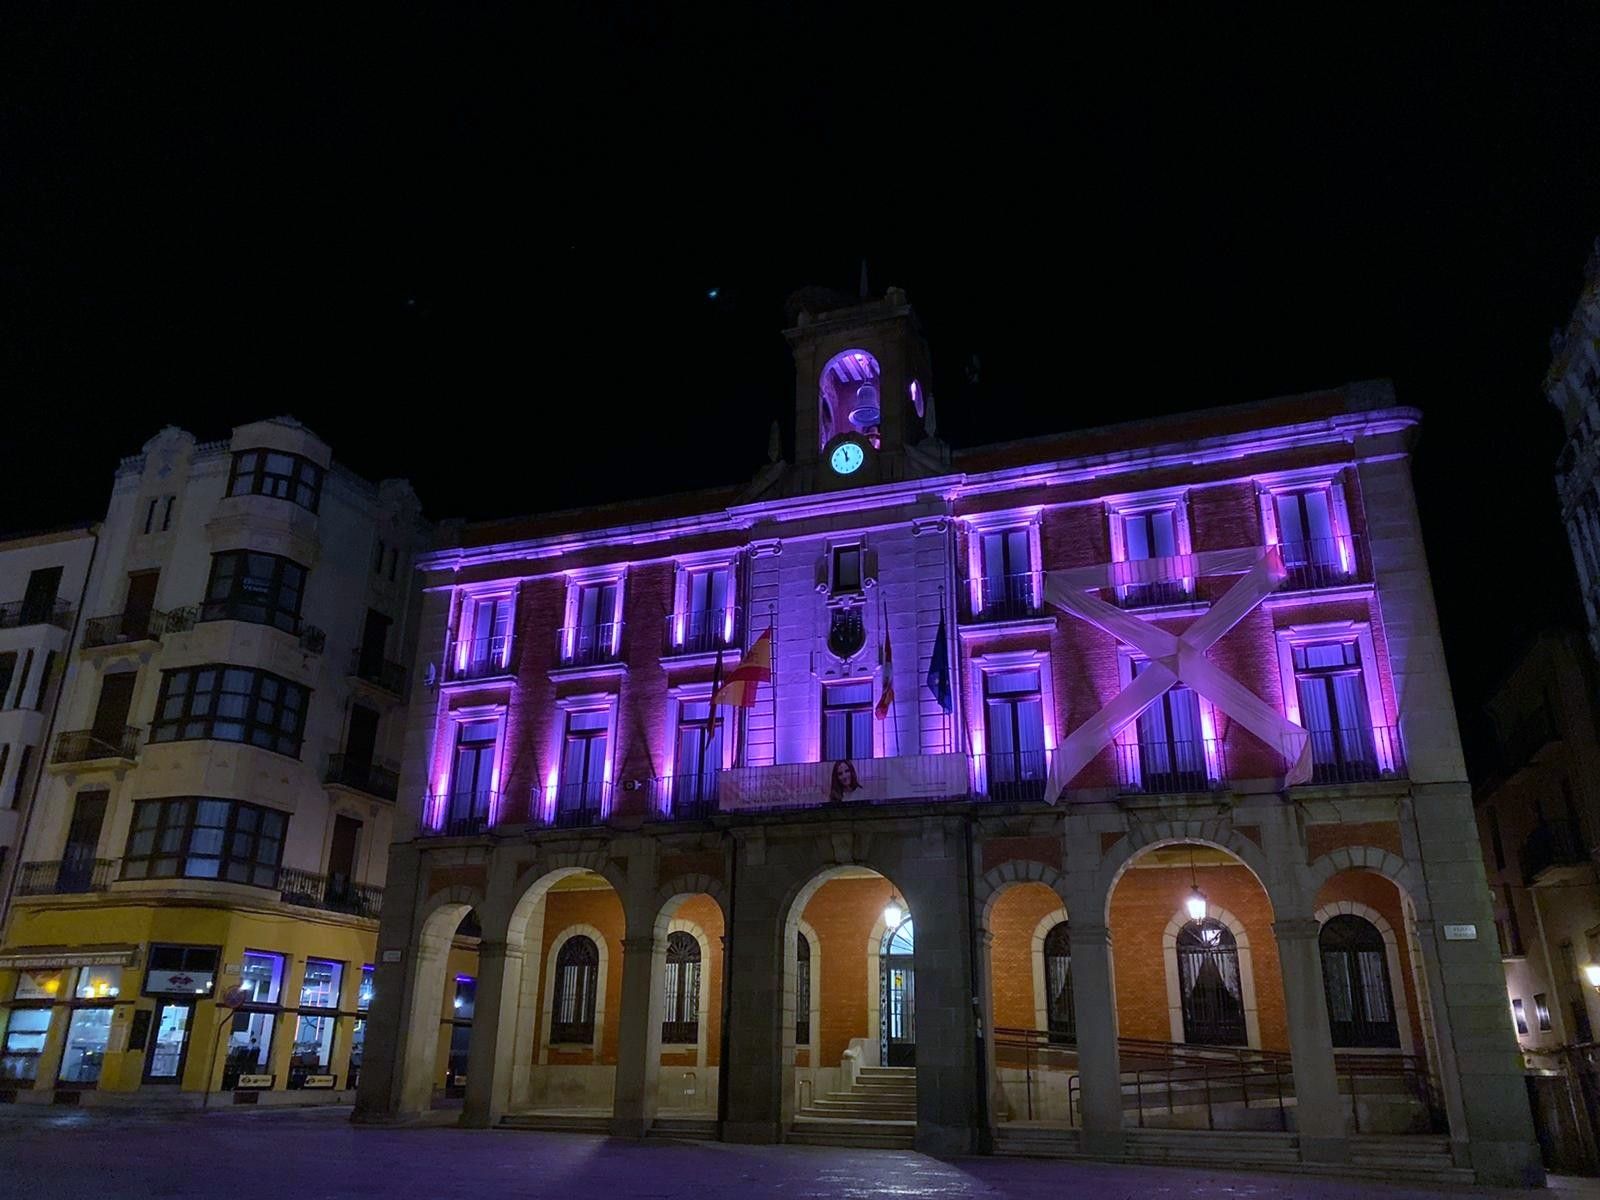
[830,441,865,475]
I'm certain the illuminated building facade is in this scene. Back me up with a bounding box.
[0,420,426,1107]
[354,288,1539,1185]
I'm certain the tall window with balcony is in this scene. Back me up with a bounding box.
[203,551,305,634]
[975,527,1038,621]
[983,667,1047,800]
[822,681,873,764]
[444,719,499,835]
[1113,506,1189,607]
[555,710,609,824]
[675,565,734,655]
[565,581,621,667]
[1270,485,1352,589]
[673,699,722,818]
[1293,641,1379,782]
[1125,660,1210,792]
[454,594,512,680]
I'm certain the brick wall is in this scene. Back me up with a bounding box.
[662,894,724,1067]
[801,875,893,1066]
[987,883,1067,1030]
[1109,863,1288,1051]
[533,886,625,1065]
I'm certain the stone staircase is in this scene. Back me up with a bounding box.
[789,1066,916,1148]
[646,1115,719,1140]
[499,1109,612,1134]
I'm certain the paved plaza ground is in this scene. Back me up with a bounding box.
[0,1104,1593,1199]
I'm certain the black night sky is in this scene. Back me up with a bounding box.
[2,5,1597,725]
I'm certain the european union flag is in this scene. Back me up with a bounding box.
[926,610,953,713]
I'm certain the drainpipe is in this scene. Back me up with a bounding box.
[964,811,992,1152]
[0,525,99,936]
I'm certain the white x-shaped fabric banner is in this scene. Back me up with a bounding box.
[1040,545,1312,803]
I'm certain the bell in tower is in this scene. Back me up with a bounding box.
[776,283,950,495]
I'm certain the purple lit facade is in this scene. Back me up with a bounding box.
[355,287,1537,1185]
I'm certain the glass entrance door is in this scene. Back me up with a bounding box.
[144,1002,194,1082]
[880,918,916,1066]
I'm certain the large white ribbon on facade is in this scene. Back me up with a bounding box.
[1041,545,1312,802]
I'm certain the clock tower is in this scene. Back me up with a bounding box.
[779,284,949,493]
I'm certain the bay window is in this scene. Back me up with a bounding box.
[202,550,306,633]
[149,664,309,758]
[227,449,323,512]
[122,797,286,886]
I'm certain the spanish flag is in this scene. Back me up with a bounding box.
[711,626,773,708]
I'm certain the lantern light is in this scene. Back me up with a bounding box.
[1185,887,1208,923]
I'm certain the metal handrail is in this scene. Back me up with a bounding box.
[15,858,118,896]
[444,635,514,682]
[81,609,172,648]
[1286,724,1406,785]
[993,1026,1079,1124]
[51,726,142,764]
[1113,738,1227,794]
[960,572,1044,623]
[663,607,741,656]
[1335,1051,1445,1133]
[556,621,626,668]
[0,598,74,630]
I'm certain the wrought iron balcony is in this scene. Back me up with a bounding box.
[52,726,141,765]
[1288,724,1406,785]
[348,649,407,696]
[1523,819,1590,886]
[532,780,613,829]
[960,572,1044,623]
[662,607,741,656]
[1274,535,1367,592]
[1114,738,1227,793]
[81,609,173,648]
[418,793,497,838]
[0,598,73,630]
[969,750,1055,803]
[1111,578,1194,609]
[325,754,400,801]
[556,622,625,669]
[651,773,721,821]
[719,753,972,812]
[15,857,117,896]
[277,867,384,918]
[443,635,514,683]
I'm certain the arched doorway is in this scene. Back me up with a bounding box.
[1319,914,1400,1049]
[881,917,915,1066]
[391,900,482,1117]
[1175,918,1248,1046]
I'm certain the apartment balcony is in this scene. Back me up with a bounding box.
[1523,819,1593,887]
[960,573,1044,624]
[531,781,614,829]
[1114,738,1228,794]
[277,867,384,919]
[348,649,407,698]
[556,622,625,670]
[192,599,325,653]
[14,857,117,896]
[0,598,74,631]
[81,609,174,649]
[51,726,141,766]
[443,635,514,684]
[1274,535,1369,593]
[324,753,400,802]
[719,753,971,813]
[1288,725,1407,786]
[662,607,741,657]
[418,793,498,839]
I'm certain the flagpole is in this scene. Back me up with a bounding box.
[886,593,905,757]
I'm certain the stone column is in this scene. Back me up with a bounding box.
[610,933,663,1136]
[906,856,981,1156]
[723,883,783,1143]
[1067,918,1123,1155]
[1273,917,1347,1160]
[461,940,522,1127]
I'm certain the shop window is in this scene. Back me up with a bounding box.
[14,969,69,1000]
[240,952,285,1005]
[357,965,375,1012]
[1,1008,51,1081]
[453,975,476,1020]
[224,952,284,1091]
[75,966,122,1000]
[299,960,343,1009]
[144,945,220,997]
[58,1008,112,1084]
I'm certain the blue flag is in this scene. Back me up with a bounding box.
[926,610,953,713]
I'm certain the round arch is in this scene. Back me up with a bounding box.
[396,890,482,1115]
[976,859,1069,925]
[1099,822,1276,919]
[1161,904,1262,1048]
[1306,846,1428,918]
[1314,899,1416,1055]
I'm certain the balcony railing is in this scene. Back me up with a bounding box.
[532,780,613,829]
[1112,579,1194,610]
[557,622,625,669]
[720,753,972,812]
[193,599,324,652]
[444,635,514,683]
[0,598,74,630]
[663,607,741,656]
[278,867,384,918]
[651,773,721,821]
[52,726,141,765]
[15,858,117,896]
[1275,535,1367,592]
[419,794,497,839]
[1114,738,1227,794]
[967,750,1057,803]
[348,649,407,696]
[81,609,173,648]
[325,754,400,801]
[961,573,1044,623]
[1289,724,1406,785]
[1523,819,1590,885]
